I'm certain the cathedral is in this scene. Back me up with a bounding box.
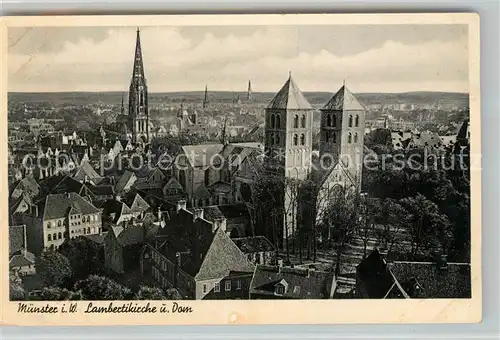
[113,28,153,144]
[263,74,366,248]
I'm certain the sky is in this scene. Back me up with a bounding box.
[8,25,469,93]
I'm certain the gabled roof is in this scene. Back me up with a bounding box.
[129,193,151,213]
[195,227,255,280]
[250,265,335,299]
[10,250,35,268]
[111,225,145,247]
[193,185,211,198]
[356,249,471,299]
[73,160,103,182]
[115,170,137,193]
[321,85,365,111]
[267,75,313,110]
[43,193,100,220]
[163,177,184,191]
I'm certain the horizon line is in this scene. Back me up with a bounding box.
[8,90,470,95]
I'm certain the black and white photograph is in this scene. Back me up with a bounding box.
[5,14,478,313]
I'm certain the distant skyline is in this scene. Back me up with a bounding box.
[8,25,469,93]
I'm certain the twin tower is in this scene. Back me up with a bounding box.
[263,74,366,248]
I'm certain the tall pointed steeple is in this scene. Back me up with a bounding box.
[120,93,125,115]
[132,27,145,81]
[128,27,149,144]
[203,85,208,109]
[247,79,252,102]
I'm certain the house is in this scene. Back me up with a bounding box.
[249,265,336,299]
[19,192,103,255]
[141,200,255,300]
[232,236,276,265]
[73,160,104,185]
[114,170,137,195]
[202,203,252,238]
[104,224,158,274]
[355,249,471,299]
[9,225,36,276]
[10,175,40,201]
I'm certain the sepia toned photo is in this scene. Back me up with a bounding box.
[1,14,481,325]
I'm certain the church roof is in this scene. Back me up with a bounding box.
[321,85,365,111]
[266,75,313,110]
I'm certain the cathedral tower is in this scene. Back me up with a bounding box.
[319,84,366,190]
[203,85,208,109]
[264,73,314,249]
[128,28,149,144]
[247,80,252,102]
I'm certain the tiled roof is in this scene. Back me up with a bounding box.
[195,228,255,280]
[10,251,35,268]
[232,236,276,254]
[321,85,365,111]
[202,206,225,221]
[89,184,115,196]
[390,261,471,299]
[9,225,26,256]
[73,160,102,181]
[115,170,136,193]
[180,144,224,168]
[129,193,151,213]
[42,193,100,220]
[208,181,232,194]
[163,177,184,191]
[266,75,313,110]
[356,249,471,299]
[250,265,335,299]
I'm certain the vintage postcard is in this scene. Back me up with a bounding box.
[1,13,481,326]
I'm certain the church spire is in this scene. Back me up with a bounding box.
[247,79,252,102]
[120,93,125,115]
[203,85,208,109]
[132,27,145,81]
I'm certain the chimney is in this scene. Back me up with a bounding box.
[193,208,204,221]
[212,217,226,233]
[176,199,187,212]
[437,254,448,271]
[157,207,162,222]
[277,259,284,267]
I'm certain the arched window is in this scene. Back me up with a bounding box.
[332,132,337,143]
[354,133,358,143]
[271,134,275,146]
[48,234,52,241]
[47,222,52,229]
[300,134,305,145]
[348,133,352,143]
[204,168,210,186]
[275,114,281,129]
[178,170,186,190]
[326,114,331,127]
[349,115,353,127]
[293,115,299,128]
[293,134,298,146]
[301,115,306,128]
[57,221,61,227]
[270,114,276,128]
[332,114,337,127]
[53,233,57,240]
[355,115,359,127]
[87,216,90,223]
[87,227,91,234]
[275,133,280,146]
[325,131,330,143]
[58,232,62,240]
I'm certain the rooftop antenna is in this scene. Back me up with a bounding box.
[288,71,292,78]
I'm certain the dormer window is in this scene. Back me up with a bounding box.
[275,283,285,295]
